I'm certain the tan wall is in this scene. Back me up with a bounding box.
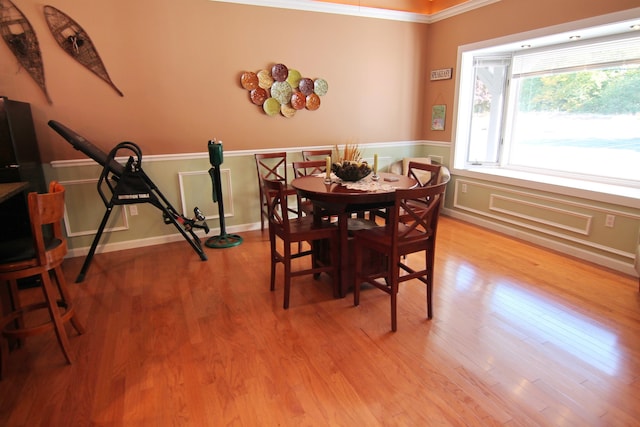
[1,0,636,160]
[2,0,429,162]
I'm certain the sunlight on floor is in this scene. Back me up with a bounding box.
[490,283,620,376]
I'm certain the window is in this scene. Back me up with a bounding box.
[454,17,640,190]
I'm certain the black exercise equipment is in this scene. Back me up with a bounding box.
[205,140,242,248]
[48,120,209,282]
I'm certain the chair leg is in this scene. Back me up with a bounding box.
[7,279,24,347]
[259,188,265,232]
[52,266,85,335]
[269,230,277,292]
[425,261,434,319]
[390,289,397,332]
[40,272,73,364]
[354,244,362,307]
[330,236,340,299]
[283,243,292,309]
[426,281,433,319]
[390,259,400,332]
[426,249,435,319]
[0,330,8,380]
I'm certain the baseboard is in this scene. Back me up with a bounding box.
[67,210,638,278]
[65,223,262,258]
[442,208,638,277]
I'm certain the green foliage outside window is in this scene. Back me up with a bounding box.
[519,68,640,114]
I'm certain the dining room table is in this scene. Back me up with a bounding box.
[291,171,417,297]
[0,181,29,204]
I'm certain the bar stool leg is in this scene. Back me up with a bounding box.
[41,272,73,364]
[52,266,85,335]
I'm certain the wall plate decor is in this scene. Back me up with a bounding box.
[44,5,123,96]
[241,71,258,90]
[257,69,273,89]
[0,0,51,103]
[240,63,328,118]
[250,87,267,105]
[298,77,314,96]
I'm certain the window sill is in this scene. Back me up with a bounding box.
[452,167,640,209]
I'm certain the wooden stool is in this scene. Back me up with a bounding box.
[0,182,84,378]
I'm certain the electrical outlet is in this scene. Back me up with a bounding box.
[605,214,615,228]
[129,205,138,216]
[461,183,468,193]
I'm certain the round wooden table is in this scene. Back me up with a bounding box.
[291,172,417,297]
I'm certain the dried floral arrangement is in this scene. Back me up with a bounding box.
[332,143,371,181]
[333,143,363,163]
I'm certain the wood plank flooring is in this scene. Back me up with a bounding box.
[0,216,638,426]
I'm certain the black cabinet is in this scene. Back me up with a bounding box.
[0,96,46,241]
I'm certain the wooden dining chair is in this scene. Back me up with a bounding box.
[302,149,332,162]
[403,161,444,218]
[0,182,85,378]
[262,179,340,309]
[255,152,298,231]
[371,161,443,223]
[352,180,448,331]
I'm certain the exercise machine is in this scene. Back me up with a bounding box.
[48,120,209,282]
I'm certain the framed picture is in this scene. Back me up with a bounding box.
[431,105,446,130]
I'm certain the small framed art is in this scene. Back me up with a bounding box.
[431,104,446,130]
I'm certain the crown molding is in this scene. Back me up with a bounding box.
[209,0,501,23]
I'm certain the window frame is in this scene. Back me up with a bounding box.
[451,8,640,208]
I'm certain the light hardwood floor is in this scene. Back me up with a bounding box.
[0,216,638,426]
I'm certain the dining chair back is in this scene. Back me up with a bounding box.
[292,160,327,178]
[292,160,328,217]
[352,179,448,331]
[255,152,297,231]
[407,161,442,187]
[369,161,442,223]
[262,179,339,308]
[0,182,85,378]
[302,149,332,162]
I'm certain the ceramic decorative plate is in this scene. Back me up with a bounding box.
[257,69,274,89]
[270,81,293,105]
[313,78,328,96]
[290,92,306,110]
[286,69,301,88]
[280,103,296,118]
[298,78,314,96]
[263,98,280,116]
[250,87,268,105]
[240,71,258,90]
[306,93,321,110]
[271,63,288,82]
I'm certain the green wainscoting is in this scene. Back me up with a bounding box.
[44,142,639,276]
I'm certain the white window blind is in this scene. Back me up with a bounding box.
[512,35,640,78]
